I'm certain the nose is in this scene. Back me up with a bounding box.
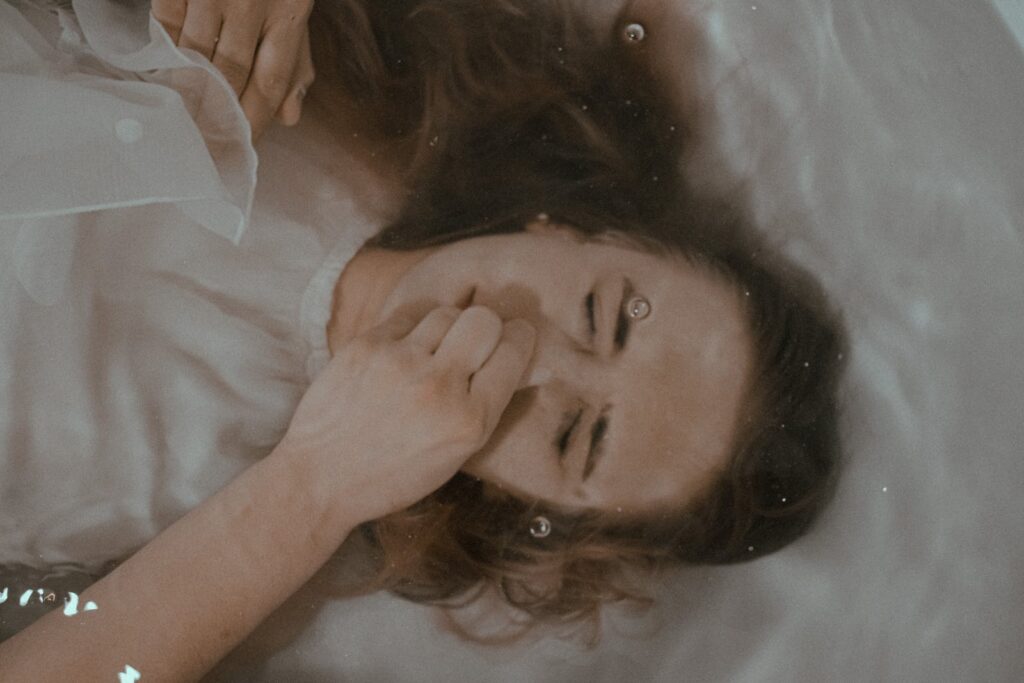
[517,319,600,393]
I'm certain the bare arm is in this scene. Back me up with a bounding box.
[0,442,354,682]
[0,305,533,681]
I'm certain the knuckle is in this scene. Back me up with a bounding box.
[414,370,454,407]
[461,305,502,330]
[452,405,486,442]
[216,59,250,86]
[153,12,183,31]
[419,307,458,333]
[462,304,498,320]
[395,347,423,374]
[436,367,465,394]
[269,0,313,23]
[434,306,462,322]
[255,71,290,99]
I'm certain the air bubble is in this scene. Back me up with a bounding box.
[529,516,552,539]
[627,296,651,319]
[623,23,646,43]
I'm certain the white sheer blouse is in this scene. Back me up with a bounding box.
[0,0,383,568]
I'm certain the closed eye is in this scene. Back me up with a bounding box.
[585,291,596,338]
[556,408,583,458]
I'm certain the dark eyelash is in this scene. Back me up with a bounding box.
[557,409,583,457]
[585,291,596,336]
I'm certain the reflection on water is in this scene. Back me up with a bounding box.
[0,561,112,641]
[119,664,142,682]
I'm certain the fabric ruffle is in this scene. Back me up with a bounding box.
[0,0,256,245]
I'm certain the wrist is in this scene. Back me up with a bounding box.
[268,438,369,542]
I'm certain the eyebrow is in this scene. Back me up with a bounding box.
[613,277,635,354]
[582,407,610,481]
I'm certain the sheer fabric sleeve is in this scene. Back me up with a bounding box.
[0,0,257,245]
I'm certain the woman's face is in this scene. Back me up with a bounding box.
[374,221,754,514]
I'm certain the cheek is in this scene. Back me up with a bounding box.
[379,268,469,321]
[469,387,538,463]
[475,282,544,322]
[461,388,555,491]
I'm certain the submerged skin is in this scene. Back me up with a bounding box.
[329,221,755,514]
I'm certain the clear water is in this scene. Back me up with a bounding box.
[2,0,1022,681]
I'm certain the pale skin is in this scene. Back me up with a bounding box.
[152,0,316,139]
[331,221,754,514]
[0,8,755,679]
[149,3,752,513]
[0,223,752,681]
[0,300,535,680]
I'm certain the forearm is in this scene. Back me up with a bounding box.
[0,444,355,682]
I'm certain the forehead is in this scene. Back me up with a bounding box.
[581,244,754,512]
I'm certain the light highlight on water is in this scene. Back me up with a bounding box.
[118,664,141,682]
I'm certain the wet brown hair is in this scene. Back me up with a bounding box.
[308,0,847,643]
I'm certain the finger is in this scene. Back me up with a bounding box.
[152,0,186,44]
[367,308,423,343]
[404,306,462,352]
[240,21,304,139]
[274,84,307,127]
[211,18,263,96]
[433,306,504,375]
[178,2,224,61]
[469,320,537,430]
[274,27,315,127]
